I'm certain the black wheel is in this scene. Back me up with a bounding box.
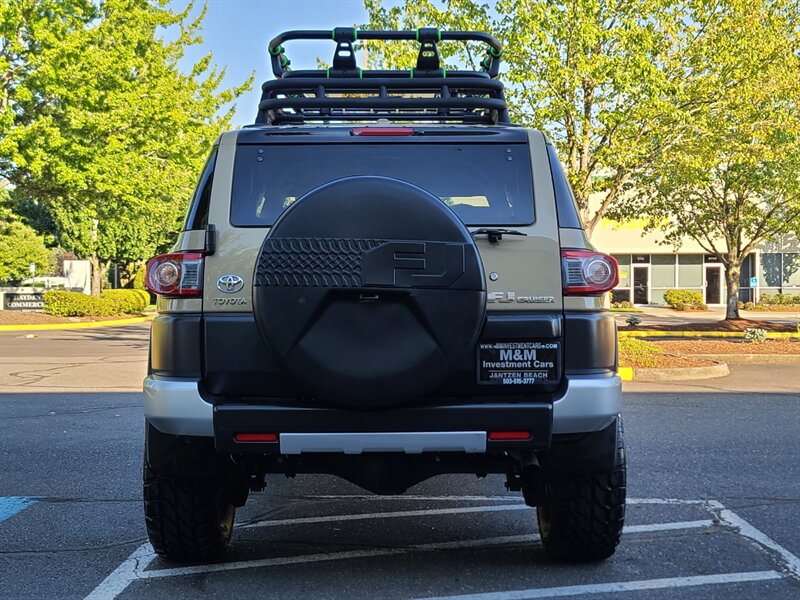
[536,418,626,561]
[143,426,239,562]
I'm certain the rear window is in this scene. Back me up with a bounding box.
[230,143,534,227]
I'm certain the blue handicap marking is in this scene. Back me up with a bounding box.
[0,497,39,522]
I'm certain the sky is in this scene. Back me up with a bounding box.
[173,0,372,127]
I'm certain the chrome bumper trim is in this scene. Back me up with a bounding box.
[552,374,622,434]
[143,376,213,436]
[279,432,486,455]
[143,374,622,439]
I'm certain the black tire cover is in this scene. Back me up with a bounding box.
[253,175,486,408]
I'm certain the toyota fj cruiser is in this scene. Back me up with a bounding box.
[143,28,625,563]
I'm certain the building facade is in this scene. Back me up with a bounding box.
[591,219,800,306]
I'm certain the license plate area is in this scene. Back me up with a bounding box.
[477,341,561,386]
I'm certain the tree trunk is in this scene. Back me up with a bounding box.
[90,218,101,297]
[90,254,102,297]
[724,262,741,320]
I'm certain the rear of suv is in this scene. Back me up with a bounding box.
[143,28,625,563]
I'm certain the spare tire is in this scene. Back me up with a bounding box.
[253,176,486,408]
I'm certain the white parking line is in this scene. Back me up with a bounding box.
[83,542,157,600]
[243,505,715,530]
[82,497,793,600]
[242,503,529,528]
[411,571,785,600]
[707,500,800,580]
[307,495,523,502]
[306,495,708,505]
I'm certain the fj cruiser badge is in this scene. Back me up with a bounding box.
[217,274,244,293]
[487,291,555,303]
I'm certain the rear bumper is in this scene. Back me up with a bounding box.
[143,373,621,447]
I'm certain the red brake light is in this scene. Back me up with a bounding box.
[488,431,532,441]
[235,433,278,443]
[351,127,414,136]
[561,249,619,296]
[145,252,204,298]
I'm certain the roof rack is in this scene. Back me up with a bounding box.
[255,27,510,126]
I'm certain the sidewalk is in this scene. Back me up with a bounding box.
[613,306,799,329]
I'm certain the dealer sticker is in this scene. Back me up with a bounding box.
[478,341,560,385]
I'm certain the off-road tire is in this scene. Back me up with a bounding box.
[143,463,236,562]
[536,418,626,561]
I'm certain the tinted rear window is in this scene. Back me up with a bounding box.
[230,144,534,227]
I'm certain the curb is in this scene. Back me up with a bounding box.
[693,353,800,365]
[619,361,730,382]
[0,316,153,332]
[618,367,634,381]
[619,330,800,339]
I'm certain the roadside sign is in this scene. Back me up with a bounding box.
[3,292,44,311]
[749,277,758,288]
[29,262,36,275]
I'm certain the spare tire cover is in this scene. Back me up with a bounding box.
[253,175,486,408]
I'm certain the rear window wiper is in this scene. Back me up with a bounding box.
[470,228,528,244]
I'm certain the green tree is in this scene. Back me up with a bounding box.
[364,0,685,236]
[1,0,251,295]
[0,189,49,282]
[613,1,800,319]
[364,0,793,238]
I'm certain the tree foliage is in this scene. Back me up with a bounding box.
[363,0,797,239]
[0,189,49,282]
[613,0,800,319]
[0,0,252,294]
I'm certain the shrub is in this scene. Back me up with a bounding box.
[611,300,635,309]
[759,293,772,305]
[743,302,754,310]
[131,289,151,306]
[132,266,147,290]
[773,293,799,306]
[743,328,767,343]
[101,289,148,314]
[618,337,663,368]
[43,290,119,317]
[663,289,705,309]
[625,315,641,327]
[673,301,709,312]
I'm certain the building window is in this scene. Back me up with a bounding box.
[651,255,676,287]
[784,253,800,287]
[612,254,631,303]
[611,289,631,303]
[760,253,782,287]
[678,254,703,287]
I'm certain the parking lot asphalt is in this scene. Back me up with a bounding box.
[1,324,799,599]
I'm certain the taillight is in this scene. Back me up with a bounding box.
[234,433,278,443]
[561,249,619,295]
[145,252,204,298]
[488,431,532,441]
[351,127,414,136]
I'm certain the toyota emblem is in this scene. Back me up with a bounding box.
[216,274,244,294]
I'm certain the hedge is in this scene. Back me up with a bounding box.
[101,289,149,314]
[43,289,149,317]
[663,289,707,311]
[43,290,118,317]
[759,293,800,306]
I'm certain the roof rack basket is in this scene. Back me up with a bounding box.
[256,28,510,126]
